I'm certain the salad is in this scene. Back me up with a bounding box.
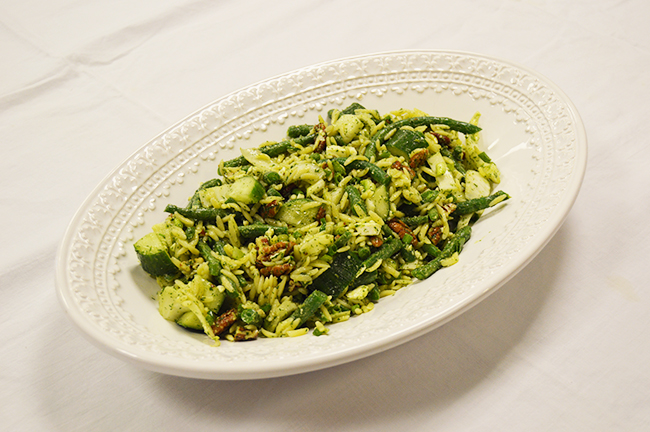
[133,103,509,344]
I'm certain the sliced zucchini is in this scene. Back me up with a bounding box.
[158,275,225,331]
[309,251,363,299]
[464,170,491,200]
[385,128,428,160]
[134,232,178,276]
[334,114,364,144]
[176,311,203,330]
[275,198,320,226]
[201,175,265,206]
[370,184,390,220]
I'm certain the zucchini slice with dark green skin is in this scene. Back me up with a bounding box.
[275,199,320,226]
[309,252,363,299]
[134,232,178,276]
[384,128,428,160]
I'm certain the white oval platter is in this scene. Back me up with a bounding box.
[56,50,587,380]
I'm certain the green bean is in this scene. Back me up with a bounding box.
[238,224,289,239]
[221,155,249,169]
[287,124,312,138]
[400,244,417,263]
[222,134,317,168]
[333,231,352,249]
[212,240,227,256]
[419,242,441,259]
[363,237,403,270]
[364,140,377,161]
[371,116,482,147]
[197,240,222,277]
[412,226,471,280]
[165,204,231,221]
[478,151,492,163]
[289,290,329,327]
[333,158,391,186]
[454,191,510,215]
[402,215,429,227]
[345,185,367,217]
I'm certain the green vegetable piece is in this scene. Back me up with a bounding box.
[367,286,381,302]
[212,240,227,255]
[370,184,390,220]
[264,134,318,155]
[240,308,261,326]
[238,224,289,239]
[175,312,204,331]
[400,244,417,263]
[275,198,320,226]
[328,102,365,119]
[419,243,442,259]
[402,215,429,227]
[134,232,179,276]
[289,290,329,327]
[287,124,312,138]
[428,208,439,222]
[333,158,391,186]
[187,178,221,209]
[421,189,439,203]
[164,204,231,222]
[412,225,472,280]
[197,240,221,277]
[222,134,317,169]
[441,147,467,175]
[331,159,346,175]
[478,151,492,163]
[363,237,403,270]
[310,252,363,299]
[228,176,265,204]
[371,116,482,147]
[345,185,367,217]
[353,270,378,288]
[263,171,283,185]
[384,128,429,160]
[158,275,225,332]
[341,102,365,115]
[364,141,377,161]
[454,191,510,215]
[333,231,352,249]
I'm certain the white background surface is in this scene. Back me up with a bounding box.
[2,1,649,430]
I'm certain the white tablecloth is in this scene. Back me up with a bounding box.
[2,1,649,430]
